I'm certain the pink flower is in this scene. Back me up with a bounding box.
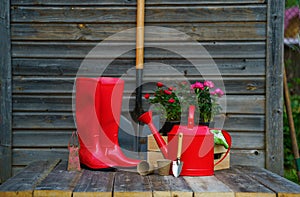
[157,82,164,87]
[214,88,224,97]
[168,98,175,103]
[191,82,204,90]
[164,90,172,95]
[204,80,214,88]
[144,93,150,99]
[168,87,174,91]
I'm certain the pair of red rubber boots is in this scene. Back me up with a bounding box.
[75,77,140,169]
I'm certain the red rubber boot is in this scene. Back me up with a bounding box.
[96,77,140,167]
[76,77,139,169]
[76,77,117,169]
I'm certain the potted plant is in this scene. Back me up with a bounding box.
[144,80,224,134]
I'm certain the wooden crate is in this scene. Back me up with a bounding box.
[147,135,230,170]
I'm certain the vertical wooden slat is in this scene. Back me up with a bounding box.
[0,0,12,183]
[265,0,284,175]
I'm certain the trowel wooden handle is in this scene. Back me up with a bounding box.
[177,133,183,159]
[136,0,145,70]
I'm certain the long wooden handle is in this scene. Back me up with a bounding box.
[136,0,145,70]
[177,133,183,159]
[284,67,300,179]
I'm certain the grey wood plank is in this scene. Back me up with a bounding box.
[11,0,266,6]
[11,41,266,59]
[12,77,265,94]
[215,168,276,197]
[12,95,265,114]
[114,171,152,197]
[0,0,12,183]
[12,58,266,77]
[73,170,115,197]
[230,150,265,167]
[11,5,266,23]
[13,148,68,166]
[0,159,61,197]
[265,0,284,175]
[236,166,300,195]
[12,130,265,150]
[164,176,193,197]
[184,176,234,197]
[148,175,172,197]
[12,112,265,131]
[34,160,82,197]
[11,22,266,41]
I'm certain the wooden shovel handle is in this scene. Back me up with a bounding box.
[136,0,145,70]
[177,133,183,159]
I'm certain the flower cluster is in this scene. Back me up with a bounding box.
[144,82,182,121]
[191,81,224,123]
[144,80,224,123]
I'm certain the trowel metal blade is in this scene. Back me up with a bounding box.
[172,160,183,177]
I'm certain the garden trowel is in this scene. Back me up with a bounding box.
[172,132,183,177]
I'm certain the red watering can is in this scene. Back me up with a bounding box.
[138,105,231,176]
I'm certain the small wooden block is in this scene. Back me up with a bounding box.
[0,159,61,197]
[148,135,167,151]
[147,144,230,170]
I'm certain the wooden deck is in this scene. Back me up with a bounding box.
[0,159,299,197]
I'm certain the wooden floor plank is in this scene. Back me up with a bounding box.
[33,160,82,197]
[0,159,61,197]
[215,168,276,197]
[184,176,234,197]
[235,166,300,196]
[114,171,152,197]
[165,176,193,197]
[148,175,172,197]
[72,170,115,197]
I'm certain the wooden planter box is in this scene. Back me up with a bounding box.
[147,135,230,171]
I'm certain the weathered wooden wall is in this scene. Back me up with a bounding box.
[0,0,284,182]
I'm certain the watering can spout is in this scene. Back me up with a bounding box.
[138,111,168,158]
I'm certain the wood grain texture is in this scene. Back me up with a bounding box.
[12,77,265,94]
[2,162,300,196]
[11,41,266,59]
[11,0,266,6]
[11,5,266,23]
[114,171,152,197]
[0,0,12,183]
[12,58,266,77]
[73,170,115,197]
[147,175,172,197]
[12,95,265,114]
[215,168,275,197]
[236,166,300,196]
[0,159,61,197]
[11,22,266,41]
[34,160,82,197]
[184,176,234,197]
[265,0,284,175]
[11,112,264,131]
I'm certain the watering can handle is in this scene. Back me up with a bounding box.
[214,130,232,167]
[188,105,195,129]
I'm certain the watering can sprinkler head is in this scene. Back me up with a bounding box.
[138,111,153,124]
